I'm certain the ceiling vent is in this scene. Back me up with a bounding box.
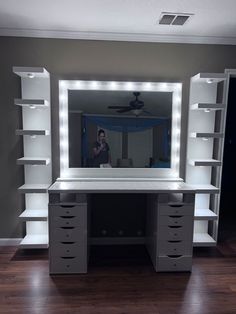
[159,12,193,26]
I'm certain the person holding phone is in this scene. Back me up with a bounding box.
[93,129,111,167]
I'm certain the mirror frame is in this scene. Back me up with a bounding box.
[59,80,182,180]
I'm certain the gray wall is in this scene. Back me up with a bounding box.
[1,36,236,238]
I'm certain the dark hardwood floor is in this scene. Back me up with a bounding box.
[1,242,236,314]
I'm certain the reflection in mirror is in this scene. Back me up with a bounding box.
[68,90,172,168]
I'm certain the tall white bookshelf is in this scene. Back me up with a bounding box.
[13,67,51,249]
[186,73,227,246]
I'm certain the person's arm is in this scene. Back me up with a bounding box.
[93,143,103,156]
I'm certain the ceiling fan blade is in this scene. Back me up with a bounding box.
[108,106,131,109]
[117,107,133,113]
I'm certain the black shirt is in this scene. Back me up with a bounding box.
[93,141,110,167]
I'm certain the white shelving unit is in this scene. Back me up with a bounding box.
[186,72,227,246]
[14,66,51,249]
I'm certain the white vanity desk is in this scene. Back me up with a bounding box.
[48,179,200,274]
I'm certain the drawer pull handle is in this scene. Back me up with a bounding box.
[169,204,183,208]
[168,226,182,229]
[169,215,183,218]
[60,242,75,244]
[167,255,182,258]
[61,256,75,259]
[66,250,70,253]
[61,227,75,229]
[61,205,75,208]
[168,240,181,243]
[60,216,75,218]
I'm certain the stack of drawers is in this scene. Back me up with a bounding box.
[49,202,87,274]
[156,196,194,272]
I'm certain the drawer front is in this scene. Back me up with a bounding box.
[159,215,192,226]
[49,204,87,218]
[158,204,194,216]
[51,216,81,228]
[50,241,86,257]
[50,256,87,274]
[50,227,86,242]
[158,240,193,255]
[158,225,192,241]
[157,255,192,272]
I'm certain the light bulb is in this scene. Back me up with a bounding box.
[29,105,36,109]
[204,109,211,113]
[206,78,214,84]
[27,73,34,78]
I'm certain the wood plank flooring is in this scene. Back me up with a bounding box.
[0,244,236,314]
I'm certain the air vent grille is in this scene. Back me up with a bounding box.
[159,13,193,26]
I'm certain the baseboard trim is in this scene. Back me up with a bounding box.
[0,238,22,246]
[90,237,145,245]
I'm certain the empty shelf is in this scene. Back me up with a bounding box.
[19,209,48,221]
[190,132,224,139]
[194,208,218,220]
[13,67,49,78]
[190,103,225,110]
[191,73,226,83]
[14,99,49,107]
[192,184,220,194]
[17,157,50,165]
[19,234,48,249]
[193,233,216,247]
[188,159,222,166]
[16,129,50,136]
[18,184,50,193]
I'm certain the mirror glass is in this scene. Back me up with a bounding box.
[68,89,172,169]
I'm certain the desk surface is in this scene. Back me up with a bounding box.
[48,180,217,193]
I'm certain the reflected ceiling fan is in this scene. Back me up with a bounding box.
[108,92,151,116]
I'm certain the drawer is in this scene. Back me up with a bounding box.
[50,256,87,274]
[49,204,87,218]
[51,216,81,228]
[50,227,86,242]
[50,241,86,257]
[157,255,192,272]
[158,225,192,241]
[158,215,192,226]
[158,239,193,255]
[158,204,194,216]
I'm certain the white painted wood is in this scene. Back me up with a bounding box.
[19,209,48,221]
[193,233,216,246]
[49,181,197,193]
[17,157,50,165]
[194,208,218,220]
[190,132,224,139]
[13,67,49,78]
[14,66,51,249]
[14,99,49,107]
[16,129,50,136]
[186,72,228,246]
[19,234,48,248]
[188,159,222,167]
[190,103,225,110]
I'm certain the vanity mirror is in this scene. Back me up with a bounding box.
[59,80,182,179]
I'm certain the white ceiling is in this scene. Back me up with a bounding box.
[0,0,236,45]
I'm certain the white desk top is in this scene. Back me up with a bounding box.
[49,180,203,193]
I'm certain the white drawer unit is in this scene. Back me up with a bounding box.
[147,193,195,272]
[49,201,88,274]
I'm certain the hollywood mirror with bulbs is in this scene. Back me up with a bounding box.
[59,80,182,179]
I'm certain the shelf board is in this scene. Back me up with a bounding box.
[13,67,49,78]
[188,159,222,167]
[191,103,225,111]
[19,234,48,249]
[194,208,218,220]
[18,184,50,193]
[193,233,216,247]
[19,209,48,221]
[191,73,227,83]
[14,99,49,107]
[17,157,50,166]
[16,129,50,136]
[190,132,224,139]
[191,184,220,194]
